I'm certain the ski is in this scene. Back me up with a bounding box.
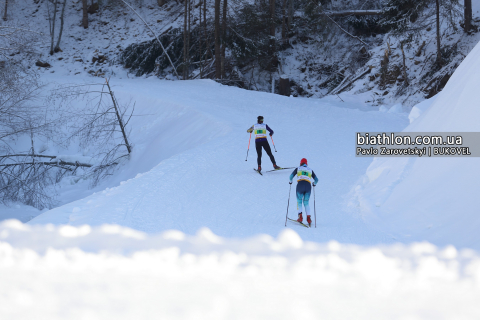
[253,168,263,175]
[287,217,309,228]
[265,167,295,173]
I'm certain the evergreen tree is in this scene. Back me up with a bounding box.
[380,0,429,32]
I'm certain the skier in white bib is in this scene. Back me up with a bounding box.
[289,158,318,227]
[247,116,280,172]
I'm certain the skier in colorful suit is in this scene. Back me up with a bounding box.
[289,158,318,227]
[247,116,280,172]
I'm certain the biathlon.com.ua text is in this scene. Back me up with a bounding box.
[355,132,480,157]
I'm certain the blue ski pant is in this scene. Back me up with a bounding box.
[296,180,311,215]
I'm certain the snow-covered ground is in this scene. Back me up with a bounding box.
[3,53,479,317]
[3,1,480,317]
[27,74,408,245]
[353,40,480,250]
[2,220,480,319]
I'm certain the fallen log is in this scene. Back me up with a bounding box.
[324,10,383,17]
[0,160,92,168]
[332,68,372,95]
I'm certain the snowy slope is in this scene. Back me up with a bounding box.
[353,41,480,250]
[29,75,408,246]
[7,76,479,318]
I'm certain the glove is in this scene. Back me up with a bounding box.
[312,184,316,187]
[289,182,292,185]
[269,134,273,137]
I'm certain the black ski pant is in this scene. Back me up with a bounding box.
[255,140,276,167]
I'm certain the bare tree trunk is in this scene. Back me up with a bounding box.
[435,0,441,66]
[3,0,7,21]
[105,79,132,154]
[221,0,227,78]
[214,0,221,79]
[47,0,53,44]
[464,0,472,32]
[204,0,213,61]
[401,42,408,86]
[282,0,287,44]
[279,76,290,96]
[50,0,58,55]
[269,0,276,71]
[30,129,36,179]
[188,0,191,78]
[288,0,293,30]
[271,73,274,93]
[183,0,187,79]
[199,0,203,78]
[54,0,67,52]
[82,0,88,29]
[269,0,275,44]
[204,0,208,59]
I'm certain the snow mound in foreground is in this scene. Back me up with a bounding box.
[353,41,480,250]
[1,220,479,319]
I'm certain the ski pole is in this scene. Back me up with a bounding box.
[313,184,317,228]
[245,132,252,161]
[270,136,277,152]
[285,183,292,227]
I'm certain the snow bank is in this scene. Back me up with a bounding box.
[353,41,480,250]
[1,220,479,319]
[408,96,436,124]
[0,204,41,223]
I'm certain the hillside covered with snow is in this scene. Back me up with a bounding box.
[353,39,480,250]
[27,75,408,245]
[3,0,480,105]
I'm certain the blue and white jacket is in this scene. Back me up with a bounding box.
[289,164,319,185]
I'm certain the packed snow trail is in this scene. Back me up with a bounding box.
[30,77,408,245]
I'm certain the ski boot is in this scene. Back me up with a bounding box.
[257,165,262,172]
[307,215,312,227]
[297,213,303,223]
[273,164,281,170]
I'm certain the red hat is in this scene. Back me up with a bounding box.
[300,158,307,165]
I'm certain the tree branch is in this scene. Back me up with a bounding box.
[319,9,370,49]
[0,160,92,168]
[324,10,383,17]
[118,0,180,78]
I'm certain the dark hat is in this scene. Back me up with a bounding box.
[257,116,264,122]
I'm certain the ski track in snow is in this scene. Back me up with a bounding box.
[29,76,408,246]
